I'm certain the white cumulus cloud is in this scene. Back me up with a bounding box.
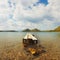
[0,0,60,30]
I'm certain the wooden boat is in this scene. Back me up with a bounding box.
[23,33,39,55]
[23,33,38,46]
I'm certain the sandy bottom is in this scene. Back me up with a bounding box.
[0,39,60,60]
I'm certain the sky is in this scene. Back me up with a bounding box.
[0,0,60,30]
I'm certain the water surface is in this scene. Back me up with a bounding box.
[0,32,60,49]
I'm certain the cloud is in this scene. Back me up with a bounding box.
[0,0,60,30]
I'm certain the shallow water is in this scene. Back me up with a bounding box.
[0,32,60,60]
[0,32,60,49]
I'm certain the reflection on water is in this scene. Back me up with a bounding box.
[0,32,60,49]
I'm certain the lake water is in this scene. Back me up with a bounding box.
[0,32,60,50]
[0,32,60,60]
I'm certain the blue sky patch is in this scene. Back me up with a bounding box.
[33,0,48,6]
[38,0,48,5]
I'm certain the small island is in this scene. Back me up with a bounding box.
[22,28,40,32]
[0,30,18,32]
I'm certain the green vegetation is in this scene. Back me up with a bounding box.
[31,28,40,32]
[22,29,30,32]
[54,26,60,32]
[22,28,40,32]
[0,30,18,32]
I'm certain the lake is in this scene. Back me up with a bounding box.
[0,32,60,49]
[0,32,60,60]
